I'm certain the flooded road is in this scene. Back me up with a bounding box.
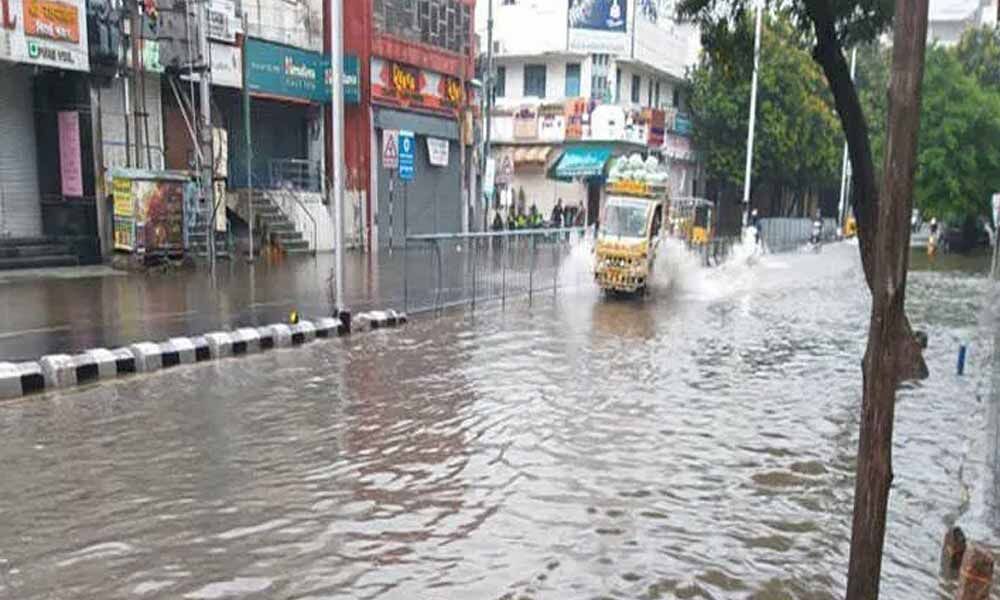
[0,242,996,599]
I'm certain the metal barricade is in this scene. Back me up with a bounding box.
[405,227,588,315]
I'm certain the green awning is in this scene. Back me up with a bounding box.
[553,146,613,179]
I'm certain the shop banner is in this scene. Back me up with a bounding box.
[0,0,89,71]
[427,137,449,167]
[181,42,242,88]
[245,37,329,102]
[646,108,666,148]
[483,157,496,198]
[513,106,539,140]
[58,111,83,197]
[564,98,590,140]
[568,0,628,53]
[371,57,468,114]
[343,54,360,104]
[113,178,136,250]
[207,0,240,43]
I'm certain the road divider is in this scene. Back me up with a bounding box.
[0,309,407,401]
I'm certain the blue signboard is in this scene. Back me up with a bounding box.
[245,38,330,103]
[343,54,360,104]
[568,0,627,32]
[398,130,415,181]
[674,112,692,137]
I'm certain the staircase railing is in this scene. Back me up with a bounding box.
[251,174,318,255]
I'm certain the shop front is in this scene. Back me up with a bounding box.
[370,58,469,248]
[0,0,91,245]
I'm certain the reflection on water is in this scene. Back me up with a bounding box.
[0,243,995,599]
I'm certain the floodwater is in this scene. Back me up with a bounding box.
[0,241,996,599]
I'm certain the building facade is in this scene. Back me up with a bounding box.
[343,0,478,251]
[476,0,701,224]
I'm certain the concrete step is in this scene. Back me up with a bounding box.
[0,254,79,270]
[0,236,62,248]
[0,244,72,258]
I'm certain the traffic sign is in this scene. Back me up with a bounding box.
[382,129,399,170]
[398,130,415,181]
[496,151,514,184]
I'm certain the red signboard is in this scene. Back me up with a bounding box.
[647,108,666,148]
[371,57,470,115]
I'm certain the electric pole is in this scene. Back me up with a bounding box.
[330,0,346,312]
[838,47,858,231]
[741,4,762,226]
[482,0,493,231]
[196,0,215,267]
[130,0,145,168]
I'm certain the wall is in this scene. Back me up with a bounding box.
[507,165,586,217]
[495,56,590,104]
[478,0,568,55]
[632,15,699,80]
[99,74,166,174]
[245,0,324,52]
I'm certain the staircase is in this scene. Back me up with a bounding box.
[0,237,79,270]
[249,191,312,254]
[187,205,229,259]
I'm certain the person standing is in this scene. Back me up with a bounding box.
[551,199,564,229]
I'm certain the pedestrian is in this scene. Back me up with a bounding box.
[516,208,528,230]
[551,199,564,229]
[507,206,517,231]
[491,210,504,231]
[928,217,939,259]
[529,203,542,228]
[573,202,585,227]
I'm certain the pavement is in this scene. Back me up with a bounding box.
[0,251,427,361]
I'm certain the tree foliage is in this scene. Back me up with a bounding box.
[857,41,1000,224]
[688,13,843,194]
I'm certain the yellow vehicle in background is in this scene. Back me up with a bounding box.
[593,180,669,295]
[669,197,715,246]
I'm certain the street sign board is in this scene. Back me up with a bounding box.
[398,130,415,181]
[496,151,515,184]
[382,129,399,170]
[483,158,496,199]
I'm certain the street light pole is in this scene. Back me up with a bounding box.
[482,0,494,232]
[838,46,858,231]
[741,4,762,226]
[330,0,346,313]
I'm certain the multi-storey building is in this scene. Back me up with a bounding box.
[476,0,701,222]
[343,0,478,251]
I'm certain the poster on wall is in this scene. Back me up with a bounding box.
[564,98,590,140]
[568,0,628,53]
[513,106,539,140]
[58,111,83,197]
[427,138,449,167]
[113,177,136,250]
[0,0,89,71]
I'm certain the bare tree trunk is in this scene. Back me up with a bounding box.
[805,0,928,384]
[846,0,930,597]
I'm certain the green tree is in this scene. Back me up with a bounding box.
[689,13,842,202]
[955,25,1000,89]
[915,47,1000,224]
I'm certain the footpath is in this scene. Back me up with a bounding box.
[0,251,434,361]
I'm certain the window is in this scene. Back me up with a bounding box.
[524,64,547,97]
[647,81,653,107]
[631,74,640,104]
[615,67,621,102]
[591,75,608,101]
[655,81,661,107]
[494,65,506,98]
[565,63,581,97]
[672,88,680,108]
[502,0,516,4]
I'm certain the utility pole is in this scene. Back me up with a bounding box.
[129,0,146,168]
[330,0,346,312]
[837,47,858,231]
[482,0,494,232]
[195,0,215,267]
[741,3,762,226]
[243,14,254,261]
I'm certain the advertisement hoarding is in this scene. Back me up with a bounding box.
[0,0,89,71]
[567,0,628,53]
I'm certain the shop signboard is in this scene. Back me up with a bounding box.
[646,108,666,148]
[343,54,360,103]
[245,37,329,103]
[539,111,566,142]
[427,137,449,167]
[398,130,415,181]
[111,170,191,254]
[564,98,590,140]
[181,42,242,88]
[674,111,692,136]
[58,111,83,197]
[382,129,399,170]
[371,57,468,114]
[568,0,628,53]
[207,0,240,43]
[0,0,89,71]
[513,106,539,141]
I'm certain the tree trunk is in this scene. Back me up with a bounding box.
[847,0,931,597]
[804,0,929,385]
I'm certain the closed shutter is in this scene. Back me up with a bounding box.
[0,66,42,238]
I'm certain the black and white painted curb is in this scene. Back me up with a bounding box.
[0,310,406,400]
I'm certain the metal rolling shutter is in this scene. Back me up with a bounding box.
[0,66,42,238]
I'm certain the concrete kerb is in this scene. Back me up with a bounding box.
[0,308,405,401]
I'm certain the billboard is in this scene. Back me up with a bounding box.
[0,0,88,71]
[568,0,628,53]
[112,172,190,254]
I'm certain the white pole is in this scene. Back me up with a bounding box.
[837,47,858,230]
[741,4,763,226]
[330,0,346,310]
